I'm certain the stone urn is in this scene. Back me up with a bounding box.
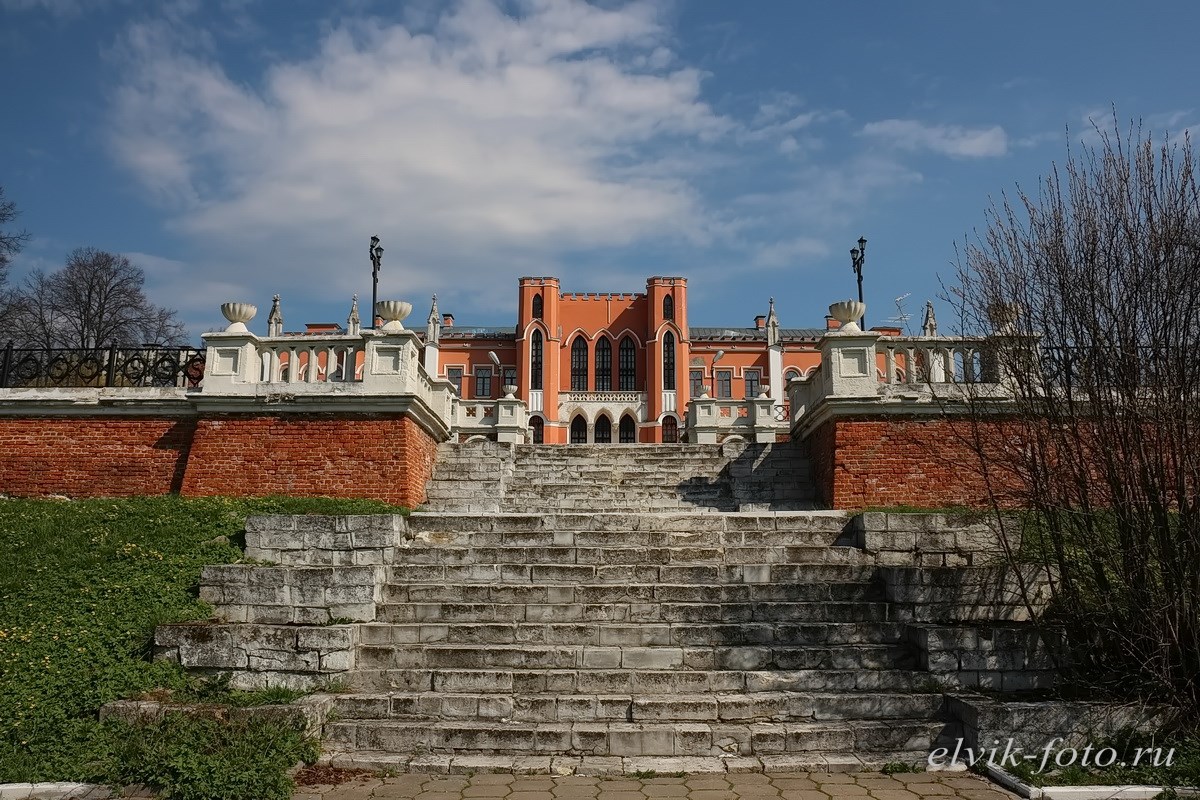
[375,300,413,333]
[829,300,866,332]
[220,302,257,333]
[503,384,518,398]
[986,301,1020,334]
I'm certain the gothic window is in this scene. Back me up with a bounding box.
[690,369,704,397]
[662,331,676,390]
[619,414,636,443]
[716,369,732,399]
[530,330,543,390]
[595,336,612,391]
[570,415,587,444]
[618,336,636,391]
[785,368,801,383]
[663,294,674,321]
[595,415,612,443]
[530,415,544,444]
[662,415,678,443]
[475,367,493,398]
[571,336,589,391]
[447,367,464,396]
[503,367,517,389]
[532,293,543,320]
[744,369,761,398]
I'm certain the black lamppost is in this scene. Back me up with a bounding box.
[850,235,867,327]
[370,236,384,328]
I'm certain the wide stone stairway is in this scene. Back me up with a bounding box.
[156,441,1053,774]
[424,441,816,513]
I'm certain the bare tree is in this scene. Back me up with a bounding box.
[1,248,187,349]
[0,186,30,336]
[952,119,1200,717]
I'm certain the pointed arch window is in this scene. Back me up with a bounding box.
[571,336,589,391]
[595,336,612,391]
[595,415,612,443]
[530,330,543,390]
[663,294,674,321]
[570,415,588,444]
[662,415,678,443]
[532,293,544,320]
[619,414,636,443]
[618,336,636,391]
[662,331,676,390]
[530,415,544,444]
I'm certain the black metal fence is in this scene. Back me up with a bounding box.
[0,342,206,389]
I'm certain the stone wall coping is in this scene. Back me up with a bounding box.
[791,389,1017,440]
[0,387,194,416]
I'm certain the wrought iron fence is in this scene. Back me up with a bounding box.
[0,342,206,389]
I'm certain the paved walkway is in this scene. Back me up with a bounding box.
[294,771,1016,800]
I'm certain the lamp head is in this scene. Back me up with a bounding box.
[370,235,380,248]
[713,349,725,365]
[488,351,501,368]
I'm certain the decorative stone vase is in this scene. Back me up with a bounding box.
[220,302,257,333]
[503,384,518,398]
[375,300,413,333]
[986,301,1020,334]
[829,300,866,332]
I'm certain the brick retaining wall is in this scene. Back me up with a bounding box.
[0,412,439,507]
[0,416,197,497]
[805,417,1018,510]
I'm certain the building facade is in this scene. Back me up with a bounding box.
[424,276,891,444]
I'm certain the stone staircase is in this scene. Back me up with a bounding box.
[319,511,947,771]
[156,442,1057,774]
[424,441,816,513]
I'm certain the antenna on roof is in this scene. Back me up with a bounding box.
[888,293,912,334]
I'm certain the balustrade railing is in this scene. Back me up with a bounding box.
[259,337,366,383]
[876,336,996,386]
[0,341,205,389]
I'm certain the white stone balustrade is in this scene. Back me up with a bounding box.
[195,324,459,439]
[684,395,777,444]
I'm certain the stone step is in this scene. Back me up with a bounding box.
[406,512,851,535]
[381,582,881,605]
[403,529,850,549]
[317,749,932,775]
[388,563,879,585]
[330,691,944,724]
[356,621,906,647]
[390,546,871,566]
[323,717,947,756]
[354,643,911,672]
[375,600,892,624]
[348,668,944,695]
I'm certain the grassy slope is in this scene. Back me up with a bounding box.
[0,495,401,783]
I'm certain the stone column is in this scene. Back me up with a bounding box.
[493,387,528,444]
[749,392,776,443]
[687,393,719,444]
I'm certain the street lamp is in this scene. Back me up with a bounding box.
[370,236,384,328]
[711,349,725,398]
[850,235,867,328]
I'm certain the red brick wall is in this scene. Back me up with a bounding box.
[181,414,438,507]
[805,417,1017,509]
[0,416,196,497]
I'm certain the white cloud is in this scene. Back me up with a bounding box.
[107,0,741,316]
[861,119,1008,158]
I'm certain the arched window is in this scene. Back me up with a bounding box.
[594,415,612,443]
[570,415,588,444]
[529,415,544,444]
[595,336,612,391]
[663,294,674,321]
[532,293,543,320]
[662,415,678,443]
[785,368,801,383]
[530,330,543,390]
[662,331,676,390]
[570,336,588,391]
[619,414,637,443]
[618,336,636,391]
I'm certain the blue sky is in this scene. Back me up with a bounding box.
[2,0,1197,341]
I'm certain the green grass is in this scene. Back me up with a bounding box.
[0,494,402,791]
[1002,733,1200,788]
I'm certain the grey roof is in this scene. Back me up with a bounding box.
[688,326,824,341]
[441,327,517,340]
